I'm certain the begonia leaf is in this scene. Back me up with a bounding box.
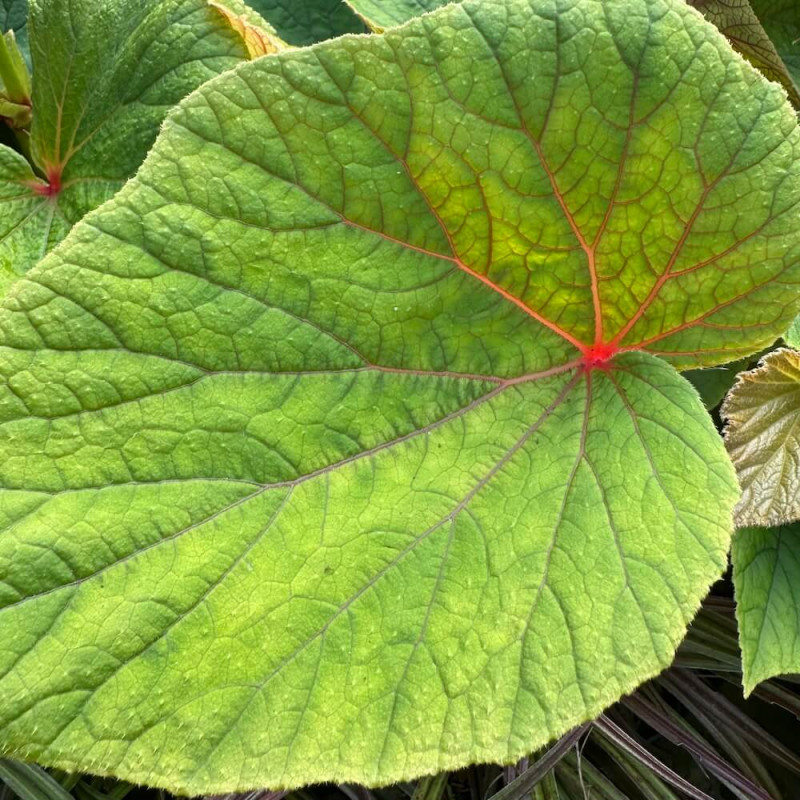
[723,349,800,526]
[733,523,800,693]
[0,0,275,292]
[1,0,799,792]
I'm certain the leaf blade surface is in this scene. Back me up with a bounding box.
[689,0,800,108]
[733,524,800,693]
[0,0,272,290]
[245,0,367,44]
[723,348,800,526]
[1,0,798,791]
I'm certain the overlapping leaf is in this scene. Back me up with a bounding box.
[723,349,800,526]
[733,524,800,692]
[749,0,800,93]
[684,352,767,411]
[0,0,798,792]
[246,0,366,44]
[0,0,277,292]
[689,0,800,108]
[0,0,28,66]
[346,0,449,29]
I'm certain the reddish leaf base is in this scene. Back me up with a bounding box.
[29,166,62,198]
[582,342,619,371]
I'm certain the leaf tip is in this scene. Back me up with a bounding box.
[208,1,286,59]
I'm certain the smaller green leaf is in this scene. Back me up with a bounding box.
[244,0,367,44]
[0,0,278,292]
[0,0,28,69]
[209,1,285,56]
[732,523,800,693]
[722,348,800,526]
[0,29,29,112]
[749,0,800,94]
[683,352,766,411]
[0,145,70,287]
[689,0,800,108]
[345,0,450,30]
[0,96,29,128]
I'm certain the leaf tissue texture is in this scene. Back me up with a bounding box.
[786,318,800,348]
[733,524,800,693]
[0,0,267,292]
[245,0,367,44]
[689,0,800,108]
[0,0,799,791]
[751,0,800,350]
[723,349,800,526]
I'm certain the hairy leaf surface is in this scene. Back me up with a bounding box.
[723,349,800,526]
[0,0,273,292]
[1,0,799,792]
[246,0,366,44]
[733,524,800,693]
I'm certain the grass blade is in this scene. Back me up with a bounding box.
[0,761,75,800]
[666,670,800,777]
[594,716,713,800]
[412,774,449,800]
[557,751,630,800]
[489,725,590,800]
[622,695,771,800]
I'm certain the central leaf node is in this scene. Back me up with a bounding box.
[583,342,619,370]
[30,165,62,197]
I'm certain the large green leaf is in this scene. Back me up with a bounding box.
[1,0,799,791]
[733,524,800,693]
[722,349,800,526]
[0,0,273,293]
[689,0,800,108]
[246,0,366,44]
